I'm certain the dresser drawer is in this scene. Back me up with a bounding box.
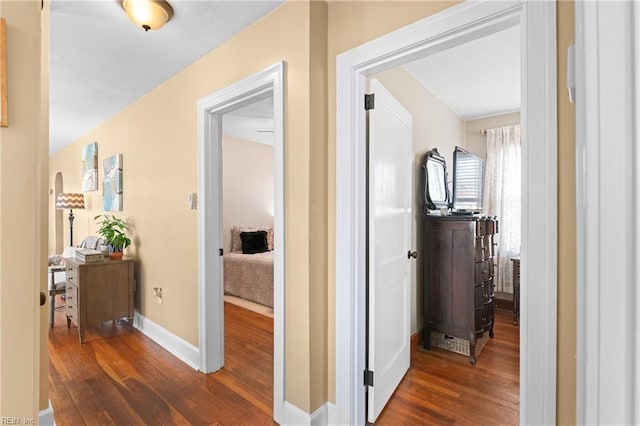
[486,218,495,235]
[475,259,493,283]
[474,238,485,260]
[475,281,492,306]
[66,282,78,322]
[475,304,491,332]
[66,262,78,284]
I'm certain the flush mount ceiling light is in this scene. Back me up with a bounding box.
[121,0,174,32]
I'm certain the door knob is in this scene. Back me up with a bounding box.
[40,292,46,306]
[407,250,418,259]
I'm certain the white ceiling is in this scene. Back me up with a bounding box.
[50,4,518,154]
[403,25,520,120]
[49,0,283,154]
[223,95,274,145]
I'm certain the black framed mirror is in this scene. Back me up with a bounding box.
[421,148,449,211]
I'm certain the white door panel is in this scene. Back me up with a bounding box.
[367,78,412,423]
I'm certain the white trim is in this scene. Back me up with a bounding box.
[197,61,286,424]
[282,401,330,426]
[39,400,55,425]
[134,311,200,370]
[519,2,557,424]
[576,1,639,424]
[310,402,330,426]
[335,1,557,425]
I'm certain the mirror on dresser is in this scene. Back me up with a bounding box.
[421,148,450,211]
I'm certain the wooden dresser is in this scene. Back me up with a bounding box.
[65,257,135,343]
[422,215,498,364]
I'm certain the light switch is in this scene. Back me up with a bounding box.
[188,193,197,210]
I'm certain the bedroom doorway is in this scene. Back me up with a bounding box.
[364,24,523,422]
[197,62,285,423]
[335,2,557,424]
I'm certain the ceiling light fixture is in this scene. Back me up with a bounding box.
[121,0,174,32]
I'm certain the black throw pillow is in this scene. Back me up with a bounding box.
[240,231,269,254]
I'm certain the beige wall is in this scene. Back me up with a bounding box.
[557,1,576,424]
[465,112,521,160]
[308,0,329,410]
[39,0,51,412]
[373,67,465,334]
[49,1,323,412]
[0,0,48,417]
[222,135,274,252]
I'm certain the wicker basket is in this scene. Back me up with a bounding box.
[430,331,490,357]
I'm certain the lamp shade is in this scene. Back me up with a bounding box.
[56,193,85,210]
[121,0,174,32]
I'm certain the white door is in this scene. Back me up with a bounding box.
[367,78,412,423]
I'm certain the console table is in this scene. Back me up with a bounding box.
[65,257,135,343]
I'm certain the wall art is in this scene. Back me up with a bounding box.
[102,154,123,211]
[81,141,98,191]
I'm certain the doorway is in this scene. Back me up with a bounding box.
[335,2,557,425]
[197,62,285,423]
[365,23,522,422]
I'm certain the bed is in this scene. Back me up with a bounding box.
[223,226,274,308]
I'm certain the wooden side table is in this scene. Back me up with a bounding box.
[511,256,520,324]
[65,257,134,343]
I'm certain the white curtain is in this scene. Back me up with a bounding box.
[483,125,521,293]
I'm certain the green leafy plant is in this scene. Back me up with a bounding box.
[94,214,131,253]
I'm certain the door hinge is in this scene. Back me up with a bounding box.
[364,369,374,387]
[219,248,224,256]
[365,93,375,110]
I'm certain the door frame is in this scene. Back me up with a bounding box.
[335,1,557,424]
[575,1,640,423]
[197,61,285,423]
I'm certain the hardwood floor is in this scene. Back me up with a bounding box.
[49,298,518,425]
[375,309,520,425]
[48,299,274,425]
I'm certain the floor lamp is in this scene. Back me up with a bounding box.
[55,193,85,255]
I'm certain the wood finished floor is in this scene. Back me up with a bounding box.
[48,300,274,425]
[49,298,518,425]
[376,309,520,425]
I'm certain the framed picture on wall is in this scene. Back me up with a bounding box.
[82,142,98,191]
[103,154,123,211]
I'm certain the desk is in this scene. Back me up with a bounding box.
[48,264,66,328]
[65,257,134,343]
[511,256,520,324]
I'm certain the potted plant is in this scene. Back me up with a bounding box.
[94,214,131,260]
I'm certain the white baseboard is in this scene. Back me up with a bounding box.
[134,311,200,371]
[326,402,337,425]
[282,401,331,426]
[311,402,330,425]
[39,400,55,425]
